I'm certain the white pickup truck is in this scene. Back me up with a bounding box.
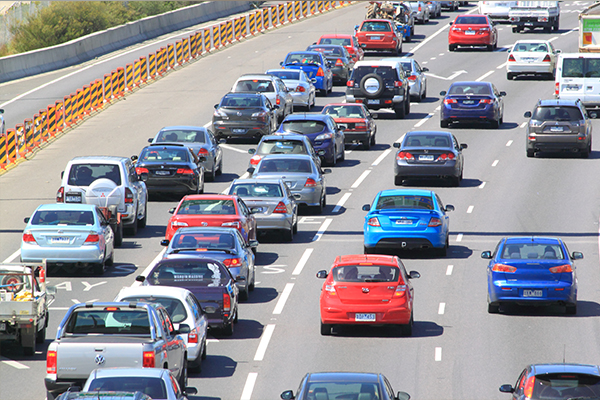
[509,1,560,33]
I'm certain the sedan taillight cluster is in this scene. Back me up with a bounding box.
[396,151,414,161]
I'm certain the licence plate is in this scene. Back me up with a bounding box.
[233,129,246,134]
[419,155,434,161]
[0,322,5,331]
[462,100,475,105]
[154,170,170,176]
[550,126,564,132]
[523,289,543,297]
[370,36,381,40]
[367,99,380,105]
[395,219,412,225]
[65,193,81,203]
[51,237,70,244]
[355,313,376,322]
[465,31,476,35]
[525,22,533,26]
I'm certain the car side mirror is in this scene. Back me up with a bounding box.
[444,205,454,212]
[185,387,198,396]
[393,142,401,148]
[500,91,507,96]
[499,385,514,393]
[440,91,447,96]
[280,61,284,66]
[168,208,175,214]
[354,25,359,30]
[160,239,169,247]
[131,155,138,161]
[236,275,247,282]
[322,168,332,174]
[311,78,317,83]
[481,251,492,259]
[148,138,153,143]
[316,270,328,279]
[247,149,255,156]
[139,173,148,182]
[281,390,295,400]
[408,271,420,279]
[460,143,468,150]
[198,156,207,162]
[177,324,191,334]
[448,21,453,25]
[135,275,146,282]
[362,204,370,211]
[60,171,64,179]
[422,67,429,72]
[572,252,584,260]
[219,138,227,143]
[338,125,347,131]
[24,217,30,223]
[524,111,532,118]
[248,240,259,248]
[247,167,255,174]
[293,193,302,200]
[214,104,219,109]
[397,392,411,400]
[556,49,562,54]
[312,42,317,45]
[371,113,378,119]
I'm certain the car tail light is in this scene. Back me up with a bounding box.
[56,187,64,203]
[136,167,149,174]
[273,201,287,213]
[276,97,281,105]
[480,99,494,104]
[418,5,422,11]
[198,148,209,157]
[524,376,536,399]
[22,232,37,244]
[251,111,268,122]
[222,221,240,228]
[444,98,457,104]
[47,351,57,373]
[336,58,344,66]
[480,27,490,32]
[325,284,336,295]
[394,81,403,88]
[143,351,155,368]
[223,292,231,313]
[543,54,551,62]
[438,153,455,160]
[407,75,417,81]
[396,151,414,161]
[84,233,100,243]
[176,168,194,175]
[549,264,572,273]
[528,134,536,141]
[305,178,317,187]
[394,285,407,297]
[428,217,442,227]
[452,26,461,32]
[295,85,306,92]
[555,82,560,96]
[508,54,516,62]
[250,155,262,165]
[355,122,367,129]
[538,16,548,22]
[171,221,189,227]
[347,80,354,87]
[492,264,517,273]
[188,328,198,343]
[367,217,380,227]
[125,187,134,204]
[223,258,242,267]
[317,67,324,77]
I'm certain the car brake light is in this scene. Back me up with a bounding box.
[223,292,231,313]
[143,351,155,368]
[23,232,37,244]
[176,168,194,175]
[295,85,306,92]
[355,122,367,129]
[188,328,198,343]
[480,99,494,104]
[273,201,287,213]
[407,75,417,81]
[480,27,490,32]
[198,148,209,157]
[222,221,240,228]
[543,54,551,62]
[444,98,457,104]
[250,155,262,165]
[276,97,281,105]
[223,258,242,267]
[492,264,517,273]
[125,187,134,204]
[549,264,572,273]
[305,178,317,187]
[47,351,57,373]
[428,217,442,227]
[325,284,336,295]
[397,151,414,161]
[56,187,64,203]
[394,285,407,297]
[438,153,455,160]
[84,233,100,243]
[347,80,354,87]
[524,376,535,399]
[452,26,461,31]
[555,82,560,96]
[136,167,149,174]
[508,54,516,62]
[317,67,324,77]
[394,81,403,87]
[418,5,421,11]
[367,217,380,227]
[335,58,344,66]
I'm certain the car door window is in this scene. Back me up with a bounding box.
[238,200,250,217]
[515,369,528,396]
[95,208,106,226]
[185,294,201,320]
[415,61,421,73]
[383,377,395,400]
[435,194,445,212]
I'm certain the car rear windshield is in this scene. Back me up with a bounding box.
[139,147,190,162]
[448,83,491,95]
[501,243,565,260]
[531,373,600,399]
[454,16,487,24]
[400,62,413,72]
[221,95,263,107]
[532,106,584,121]
[156,129,206,143]
[31,210,95,226]
[375,195,434,210]
[87,377,167,399]
[305,383,382,399]
[333,265,401,283]
[235,79,275,93]
[405,135,451,147]
[319,37,351,46]
[172,231,236,250]
[322,105,366,118]
[268,70,301,80]
[68,163,122,186]
[150,261,230,286]
[258,158,312,173]
[120,296,187,323]
[307,45,344,56]
[285,53,322,65]
[351,66,398,83]
[231,183,283,197]
[177,199,235,215]
[257,140,307,155]
[513,42,548,52]
[360,21,392,31]
[65,309,151,335]
[562,58,600,78]
[282,120,327,134]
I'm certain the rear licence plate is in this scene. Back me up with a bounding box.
[370,36,381,40]
[65,193,82,203]
[522,289,543,297]
[395,220,412,225]
[465,31,476,35]
[367,99,380,105]
[462,100,475,105]
[154,170,170,176]
[355,313,376,322]
[0,322,5,331]
[233,129,246,134]
[550,126,564,132]
[419,155,434,161]
[51,237,70,244]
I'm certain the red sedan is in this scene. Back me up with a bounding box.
[321,103,377,150]
[316,34,364,63]
[165,195,257,249]
[355,19,401,55]
[448,14,498,52]
[317,254,420,336]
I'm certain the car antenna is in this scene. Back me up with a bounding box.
[563,344,566,364]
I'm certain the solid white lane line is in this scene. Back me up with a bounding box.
[414,113,434,128]
[456,234,463,242]
[506,140,513,146]
[312,218,333,242]
[476,70,494,81]
[520,121,527,128]
[254,324,276,361]
[548,36,558,42]
[479,182,486,189]
[221,144,248,154]
[273,283,294,314]
[1,358,29,369]
[496,62,507,69]
[410,7,477,54]
[438,303,446,315]
[561,28,578,36]
[133,248,166,287]
[372,149,392,166]
[49,307,70,310]
[467,205,474,214]
[239,172,250,179]
[492,160,499,167]
[351,170,371,189]
[333,192,352,213]
[206,338,220,343]
[435,347,442,361]
[292,248,314,275]
[240,372,258,400]
[446,265,453,275]
[2,249,20,264]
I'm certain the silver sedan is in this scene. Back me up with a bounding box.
[427,1,442,18]
[266,69,316,111]
[149,125,223,181]
[386,57,429,101]
[249,154,330,214]
[227,178,300,241]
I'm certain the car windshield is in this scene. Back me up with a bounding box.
[235,79,275,93]
[513,42,548,52]
[400,62,412,72]
[307,45,344,56]
[150,261,230,287]
[375,195,434,210]
[304,382,382,399]
[281,120,326,134]
[333,265,400,283]
[454,16,488,24]
[139,147,189,162]
[532,106,584,121]
[322,105,366,118]
[351,66,398,83]
[231,183,283,197]
[171,232,237,250]
[501,243,565,260]
[221,95,262,107]
[257,140,307,155]
[87,377,167,399]
[31,210,95,226]
[156,129,206,143]
[258,158,312,173]
[68,163,121,186]
[319,37,351,46]
[176,199,235,215]
[285,53,322,65]
[65,309,151,335]
[405,135,451,147]
[360,21,392,32]
[448,84,491,95]
[120,296,187,323]
[531,373,600,399]
[268,70,301,80]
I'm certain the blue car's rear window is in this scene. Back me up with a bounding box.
[376,195,433,210]
[501,243,564,260]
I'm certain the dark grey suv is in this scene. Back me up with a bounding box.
[524,99,594,158]
[345,60,410,118]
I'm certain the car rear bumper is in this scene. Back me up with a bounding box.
[145,177,198,194]
[46,378,87,395]
[507,64,554,74]
[489,283,576,305]
[213,122,270,138]
[321,304,412,325]
[21,245,104,264]
[291,187,321,206]
[449,35,493,46]
[395,162,460,178]
[364,231,445,250]
[528,139,589,152]
[331,67,349,81]
[346,94,405,110]
[290,92,311,106]
[359,41,397,50]
[441,106,496,122]
[255,214,293,230]
[344,131,370,143]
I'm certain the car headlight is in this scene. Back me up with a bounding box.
[315,133,333,141]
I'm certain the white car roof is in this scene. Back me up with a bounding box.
[354,60,400,69]
[114,286,192,302]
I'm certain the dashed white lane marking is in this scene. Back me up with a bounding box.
[351,170,371,189]
[492,160,499,167]
[254,324,276,361]
[133,248,167,287]
[207,338,220,343]
[273,283,294,314]
[372,149,392,166]
[561,27,578,36]
[422,61,428,64]
[333,192,352,213]
[479,182,486,189]
[2,249,20,264]
[1,358,29,369]
[240,372,258,400]
[435,347,442,361]
[467,205,474,214]
[410,6,477,54]
[439,52,445,56]
[476,70,494,81]
[548,36,559,43]
[414,113,435,128]
[292,248,314,275]
[430,57,437,60]
[438,303,446,315]
[496,62,507,70]
[312,218,333,242]
[221,144,248,154]
[506,140,513,146]
[520,121,527,128]
[456,234,463,242]
[446,265,453,275]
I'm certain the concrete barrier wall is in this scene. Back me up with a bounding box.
[0,1,254,83]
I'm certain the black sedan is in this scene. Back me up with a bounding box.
[306,44,354,84]
[393,131,467,187]
[281,372,410,400]
[135,143,204,196]
[212,92,278,141]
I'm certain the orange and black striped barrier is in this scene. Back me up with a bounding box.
[64,95,74,127]
[203,29,211,53]
[83,84,91,115]
[125,63,134,90]
[175,40,183,65]
[219,22,227,47]
[139,56,147,83]
[263,8,270,30]
[148,53,157,79]
[24,119,33,152]
[116,67,125,96]
[55,100,64,132]
[75,89,84,121]
[16,124,26,158]
[95,79,104,109]
[167,44,175,69]
[277,4,285,26]
[47,104,56,137]
[190,32,199,58]
[310,1,317,14]
[133,59,142,86]
[157,48,166,74]
[39,109,48,142]
[212,25,220,49]
[110,70,119,98]
[234,17,242,40]
[90,80,99,111]
[103,73,113,103]
[5,129,16,163]
[294,1,302,19]
[249,12,257,35]
[182,37,189,63]
[302,1,309,16]
[318,1,324,13]
[226,20,233,43]
[0,134,7,169]
[33,113,41,148]
[288,3,294,22]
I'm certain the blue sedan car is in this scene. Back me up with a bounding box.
[483,237,582,314]
[280,51,333,96]
[276,113,345,167]
[362,189,454,256]
[440,81,506,129]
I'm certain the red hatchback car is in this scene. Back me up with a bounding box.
[355,19,402,55]
[165,195,257,250]
[317,254,420,336]
[316,34,364,63]
[321,103,377,150]
[448,14,498,52]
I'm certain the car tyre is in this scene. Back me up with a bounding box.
[216,157,223,176]
[364,246,370,254]
[92,260,105,276]
[137,201,147,228]
[36,323,46,344]
[490,119,500,129]
[179,359,188,389]
[566,303,577,315]
[488,302,500,313]
[205,166,216,182]
[394,104,406,119]
[239,280,249,301]
[400,313,413,337]
[370,132,376,146]
[440,120,449,128]
[292,213,298,234]
[449,175,460,187]
[125,215,138,236]
[507,72,514,80]
[113,221,123,247]
[512,27,518,33]
[223,320,234,336]
[527,149,535,158]
[362,138,371,150]
[581,144,591,158]
[394,175,404,186]
[405,97,410,115]
[201,337,207,360]
[284,227,294,242]
[320,321,332,336]
[105,250,114,267]
[487,44,494,51]
[449,44,456,52]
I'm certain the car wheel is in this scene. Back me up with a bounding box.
[314,194,324,214]
[420,85,426,101]
[178,359,188,389]
[92,260,105,276]
[239,280,249,301]
[249,269,255,291]
[364,246,370,254]
[125,212,138,236]
[527,149,535,158]
[440,120,449,128]
[190,352,202,372]
[284,227,294,242]
[205,166,216,182]
[512,27,518,33]
[566,303,577,315]
[36,323,46,344]
[370,132,376,146]
[435,242,447,257]
[329,148,337,167]
[488,302,500,314]
[223,320,234,336]
[544,26,551,33]
[487,44,494,51]
[400,313,413,337]
[339,146,345,161]
[292,213,298,234]
[394,175,404,186]
[320,321,332,336]
[105,250,114,267]
[405,97,410,114]
[216,157,223,176]
[449,44,456,52]
[362,138,371,150]
[23,342,35,356]
[201,337,207,359]
[113,221,123,247]
[137,201,147,228]
[581,146,590,158]
[394,104,406,119]
[490,119,500,129]
[507,72,514,80]
[449,175,460,187]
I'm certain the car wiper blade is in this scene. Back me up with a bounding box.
[363,278,386,282]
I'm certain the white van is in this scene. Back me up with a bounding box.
[555,53,600,110]
[478,1,518,20]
